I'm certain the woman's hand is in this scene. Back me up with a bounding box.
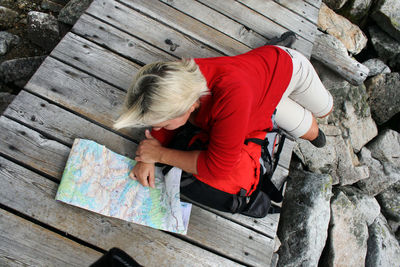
[129,161,156,188]
[135,130,163,164]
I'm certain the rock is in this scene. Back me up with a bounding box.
[340,186,381,226]
[365,72,400,125]
[294,127,369,185]
[0,31,20,55]
[41,0,64,13]
[357,147,400,196]
[0,92,15,114]
[314,62,378,152]
[329,81,378,152]
[371,0,400,43]
[0,6,19,29]
[277,170,333,267]
[26,11,59,51]
[377,181,400,222]
[339,0,374,26]
[363,58,391,77]
[318,3,368,55]
[369,25,400,70]
[366,214,400,267]
[321,190,368,267]
[322,0,348,10]
[367,129,400,165]
[0,56,46,83]
[58,0,91,25]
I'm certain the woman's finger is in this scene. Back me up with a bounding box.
[145,129,154,139]
[129,169,137,180]
[149,167,155,188]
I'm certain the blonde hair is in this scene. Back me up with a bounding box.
[113,59,208,129]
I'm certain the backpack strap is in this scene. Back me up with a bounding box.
[230,188,249,213]
[244,130,286,203]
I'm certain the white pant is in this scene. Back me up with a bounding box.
[274,47,333,138]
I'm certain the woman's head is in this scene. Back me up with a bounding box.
[113,59,208,130]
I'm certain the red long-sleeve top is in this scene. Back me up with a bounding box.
[152,45,293,194]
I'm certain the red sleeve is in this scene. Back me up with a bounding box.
[150,128,177,146]
[196,86,252,179]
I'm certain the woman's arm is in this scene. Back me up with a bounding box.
[158,148,200,175]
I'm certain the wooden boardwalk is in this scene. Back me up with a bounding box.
[0,0,321,266]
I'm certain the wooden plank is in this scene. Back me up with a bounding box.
[160,0,267,48]
[85,0,221,59]
[24,57,143,141]
[311,32,369,85]
[196,0,313,57]
[304,0,322,9]
[187,206,275,265]
[182,195,281,238]
[277,138,295,170]
[0,116,69,178]
[0,209,103,267]
[271,165,289,190]
[72,13,177,64]
[0,156,242,267]
[0,117,274,266]
[118,0,250,56]
[273,0,320,25]
[238,0,318,44]
[51,32,140,91]
[3,90,139,158]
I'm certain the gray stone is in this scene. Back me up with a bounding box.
[367,129,400,165]
[41,0,64,12]
[58,0,91,25]
[366,214,400,267]
[365,73,400,125]
[363,58,391,77]
[341,100,378,153]
[0,92,15,114]
[369,25,400,70]
[277,170,332,267]
[294,124,369,186]
[0,56,46,83]
[322,0,348,10]
[0,31,20,55]
[26,11,59,51]
[340,186,381,226]
[318,3,368,55]
[357,147,400,196]
[321,190,368,267]
[372,0,400,43]
[313,59,378,153]
[377,181,400,222]
[0,6,18,29]
[339,0,374,25]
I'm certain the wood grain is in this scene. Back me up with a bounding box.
[0,116,275,266]
[72,13,177,64]
[24,56,144,141]
[3,90,139,159]
[86,0,222,59]
[312,33,369,85]
[160,0,267,48]
[118,0,250,56]
[0,209,103,267]
[196,0,313,57]
[51,32,140,91]
[238,0,317,43]
[0,156,242,267]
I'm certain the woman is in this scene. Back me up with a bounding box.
[114,40,333,212]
